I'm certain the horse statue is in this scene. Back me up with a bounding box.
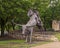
[12,9,44,43]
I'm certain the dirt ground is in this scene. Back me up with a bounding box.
[31,42,60,48]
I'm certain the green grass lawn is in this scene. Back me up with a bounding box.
[0,40,50,48]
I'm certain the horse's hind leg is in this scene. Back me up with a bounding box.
[30,27,33,43]
[25,35,28,43]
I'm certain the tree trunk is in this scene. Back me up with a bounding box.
[1,25,5,37]
[1,19,5,37]
[44,16,46,31]
[6,25,9,32]
[11,23,15,30]
[13,24,15,30]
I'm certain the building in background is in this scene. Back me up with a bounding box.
[52,20,60,31]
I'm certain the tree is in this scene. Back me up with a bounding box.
[0,0,33,37]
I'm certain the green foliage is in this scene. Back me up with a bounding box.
[0,0,60,32]
[55,32,60,41]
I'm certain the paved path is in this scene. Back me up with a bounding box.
[31,42,60,48]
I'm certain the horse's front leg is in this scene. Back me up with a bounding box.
[22,26,27,42]
[22,25,26,35]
